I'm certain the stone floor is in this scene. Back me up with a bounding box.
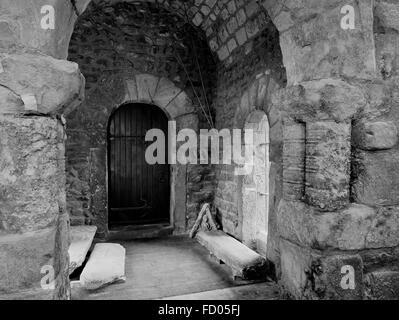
[0,235,280,300]
[72,236,280,300]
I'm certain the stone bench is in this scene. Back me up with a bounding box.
[196,230,268,281]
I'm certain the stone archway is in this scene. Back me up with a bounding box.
[242,110,270,257]
[65,73,198,237]
[232,71,283,269]
[118,74,198,234]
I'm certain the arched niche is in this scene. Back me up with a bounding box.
[241,110,270,256]
[231,72,283,265]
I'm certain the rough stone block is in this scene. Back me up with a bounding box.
[275,79,366,122]
[0,53,84,115]
[305,121,351,211]
[279,0,376,85]
[361,247,399,274]
[0,228,55,294]
[365,206,399,249]
[88,148,107,237]
[278,200,399,250]
[314,254,364,300]
[375,0,399,33]
[279,238,313,298]
[0,115,65,233]
[375,33,399,80]
[0,0,90,59]
[365,269,399,300]
[279,238,364,299]
[352,149,399,206]
[353,121,398,150]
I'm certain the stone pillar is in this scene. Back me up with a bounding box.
[0,0,88,299]
[265,0,399,299]
[305,121,351,211]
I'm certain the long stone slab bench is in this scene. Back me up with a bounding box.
[196,230,268,280]
[68,226,97,275]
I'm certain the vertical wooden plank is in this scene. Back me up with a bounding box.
[108,103,170,225]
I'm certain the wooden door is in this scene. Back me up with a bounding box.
[108,103,170,227]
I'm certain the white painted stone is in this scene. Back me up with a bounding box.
[80,243,126,290]
[68,225,97,274]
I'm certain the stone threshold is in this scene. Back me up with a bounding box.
[107,223,173,241]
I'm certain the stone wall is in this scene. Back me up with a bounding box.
[66,1,217,236]
[0,115,66,294]
[0,0,87,298]
[269,0,399,299]
[212,20,286,272]
[1,0,399,300]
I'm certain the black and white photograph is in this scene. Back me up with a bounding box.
[0,0,398,308]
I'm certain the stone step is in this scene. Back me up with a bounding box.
[108,223,173,241]
[80,243,126,290]
[196,230,268,281]
[68,226,97,275]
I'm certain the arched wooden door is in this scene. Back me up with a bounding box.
[108,103,170,227]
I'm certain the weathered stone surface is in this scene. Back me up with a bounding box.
[0,228,55,293]
[53,211,70,300]
[362,80,395,118]
[279,238,313,298]
[279,239,364,300]
[353,121,398,150]
[366,206,399,249]
[88,148,107,238]
[0,53,84,115]
[80,243,126,290]
[0,115,65,233]
[0,0,90,59]
[277,200,399,250]
[361,246,399,274]
[375,0,399,33]
[196,230,268,280]
[273,79,366,122]
[278,0,376,85]
[313,254,364,300]
[242,187,257,250]
[0,85,24,113]
[365,269,399,300]
[352,149,399,206]
[305,121,351,211]
[282,123,305,200]
[375,33,399,80]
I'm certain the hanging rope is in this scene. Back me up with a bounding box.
[183,3,215,129]
[174,48,214,128]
